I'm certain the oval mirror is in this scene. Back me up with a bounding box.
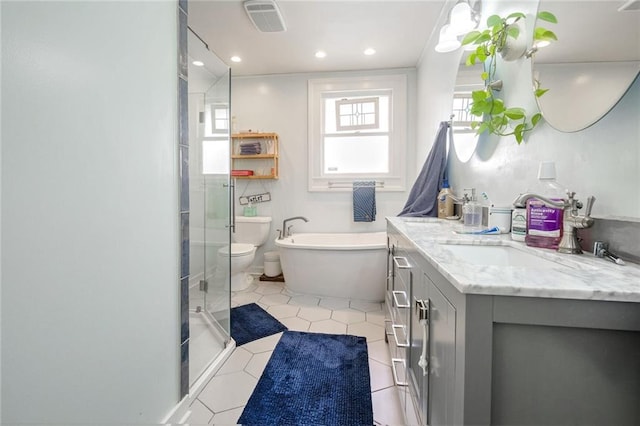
[532,0,640,133]
[452,66,484,162]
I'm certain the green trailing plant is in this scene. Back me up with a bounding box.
[461,11,557,144]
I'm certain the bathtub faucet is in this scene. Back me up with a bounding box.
[279,216,309,239]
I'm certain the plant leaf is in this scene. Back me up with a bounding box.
[506,12,526,21]
[486,15,502,28]
[537,11,557,24]
[471,90,488,102]
[531,113,543,127]
[481,71,489,81]
[535,28,558,42]
[504,108,525,120]
[475,32,492,44]
[461,30,481,45]
[507,26,520,40]
[514,124,525,143]
[465,53,476,67]
[534,88,549,97]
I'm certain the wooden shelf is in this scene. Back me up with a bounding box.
[231,132,279,179]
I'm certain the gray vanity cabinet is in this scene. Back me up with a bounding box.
[387,219,640,426]
[387,226,458,426]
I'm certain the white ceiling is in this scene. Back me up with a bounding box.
[188,0,640,77]
[188,0,447,76]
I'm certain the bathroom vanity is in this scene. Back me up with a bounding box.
[385,217,640,426]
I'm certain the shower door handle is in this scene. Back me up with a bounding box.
[224,179,236,232]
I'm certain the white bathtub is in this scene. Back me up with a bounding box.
[274,232,387,302]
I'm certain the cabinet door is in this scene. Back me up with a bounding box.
[428,280,456,426]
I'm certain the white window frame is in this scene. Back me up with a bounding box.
[308,74,407,192]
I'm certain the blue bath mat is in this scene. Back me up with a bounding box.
[238,331,373,426]
[230,303,287,346]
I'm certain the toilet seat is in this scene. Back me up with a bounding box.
[219,243,255,257]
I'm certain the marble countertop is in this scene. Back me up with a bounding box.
[386,216,640,303]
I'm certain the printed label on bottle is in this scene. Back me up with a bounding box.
[527,200,562,237]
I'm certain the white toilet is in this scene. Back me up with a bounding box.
[218,216,272,291]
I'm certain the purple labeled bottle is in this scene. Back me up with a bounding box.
[525,161,566,250]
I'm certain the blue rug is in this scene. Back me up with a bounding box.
[238,331,373,426]
[230,303,287,346]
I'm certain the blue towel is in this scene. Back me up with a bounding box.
[398,121,449,217]
[353,181,376,222]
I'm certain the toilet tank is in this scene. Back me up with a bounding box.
[233,216,272,246]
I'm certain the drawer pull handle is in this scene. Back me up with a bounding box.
[391,358,408,387]
[393,256,412,269]
[392,290,410,308]
[392,324,410,348]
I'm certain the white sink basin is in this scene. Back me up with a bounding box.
[442,244,568,268]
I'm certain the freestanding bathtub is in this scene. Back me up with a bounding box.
[274,232,387,302]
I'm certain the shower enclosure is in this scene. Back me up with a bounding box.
[187,35,233,388]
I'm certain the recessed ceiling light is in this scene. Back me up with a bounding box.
[315,50,327,59]
[364,48,376,56]
[230,56,242,63]
[192,60,204,67]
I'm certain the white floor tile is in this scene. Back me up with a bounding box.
[348,321,385,342]
[258,292,291,306]
[350,300,384,312]
[210,406,244,425]
[244,350,273,379]
[267,304,300,319]
[308,319,348,334]
[198,370,257,413]
[366,310,387,326]
[368,339,392,366]
[319,296,351,310]
[216,347,253,376]
[241,332,283,354]
[288,294,321,306]
[369,358,395,392]
[253,281,285,295]
[188,399,214,425]
[297,306,332,322]
[279,315,310,331]
[232,291,262,306]
[372,386,405,426]
[331,308,367,324]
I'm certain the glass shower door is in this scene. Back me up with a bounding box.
[187,67,232,387]
[202,68,232,337]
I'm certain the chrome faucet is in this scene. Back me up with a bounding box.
[513,191,596,254]
[278,216,309,239]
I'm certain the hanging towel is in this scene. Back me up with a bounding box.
[398,121,449,217]
[353,181,377,222]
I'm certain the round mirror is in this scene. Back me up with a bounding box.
[531,0,640,133]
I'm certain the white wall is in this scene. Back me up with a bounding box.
[231,69,417,266]
[1,2,180,423]
[430,0,640,218]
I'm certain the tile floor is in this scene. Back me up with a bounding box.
[188,279,405,425]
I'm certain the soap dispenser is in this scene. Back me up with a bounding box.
[462,188,482,228]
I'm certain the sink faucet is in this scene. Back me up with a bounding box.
[278,216,309,239]
[513,191,596,254]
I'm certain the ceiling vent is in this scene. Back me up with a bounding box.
[619,0,640,11]
[243,0,287,32]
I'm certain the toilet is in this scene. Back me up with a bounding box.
[217,216,272,291]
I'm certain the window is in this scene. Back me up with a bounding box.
[202,103,230,175]
[308,75,407,191]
